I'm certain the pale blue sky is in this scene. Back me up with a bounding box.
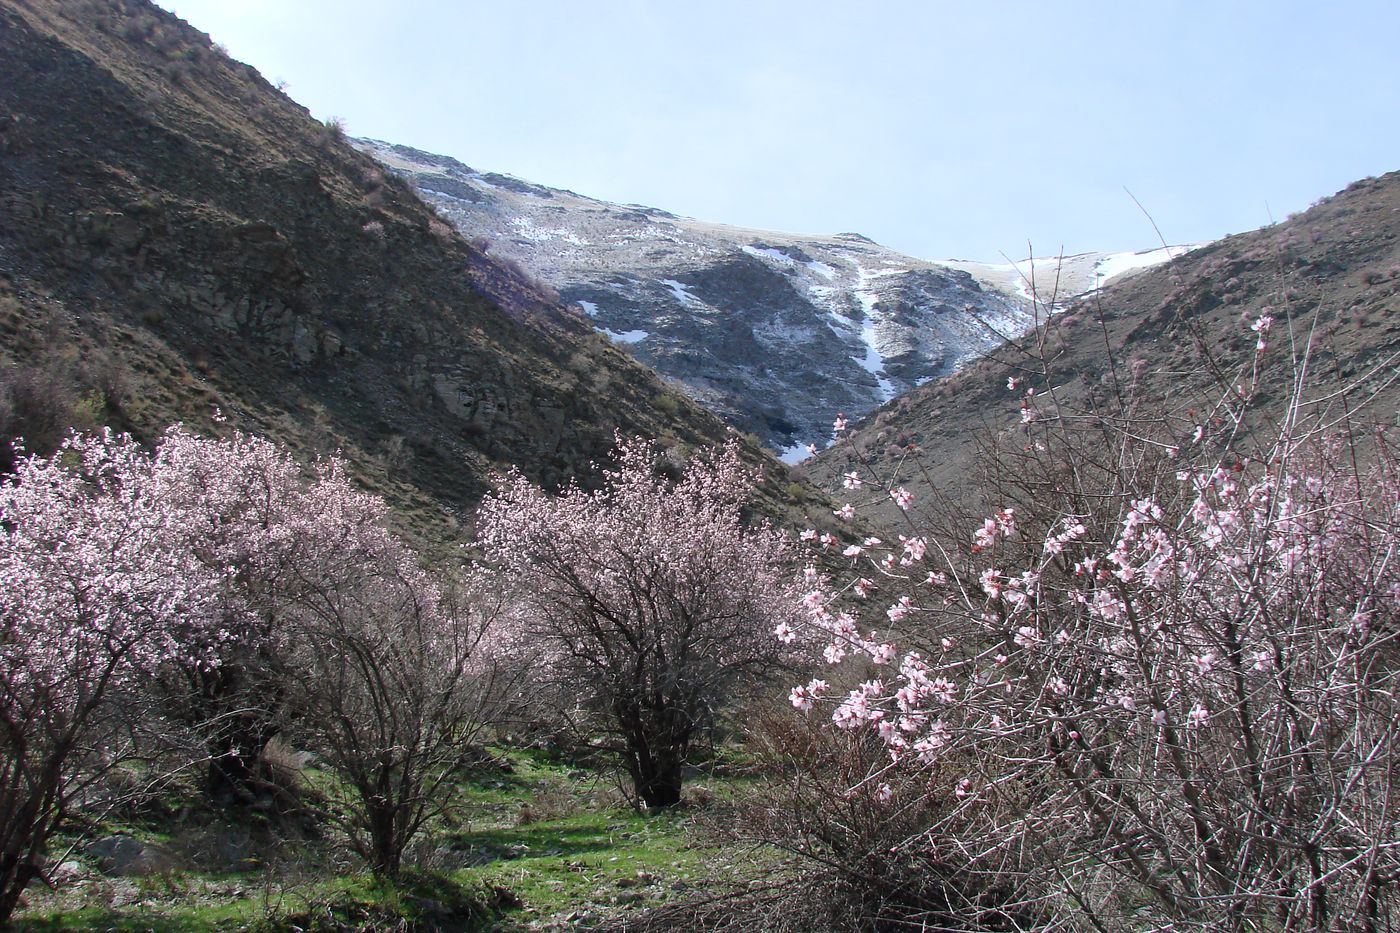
[160,1,1400,261]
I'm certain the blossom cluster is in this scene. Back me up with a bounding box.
[788,355,1400,923]
[1,426,457,719]
[797,448,1398,763]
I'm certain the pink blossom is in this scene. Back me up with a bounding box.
[900,536,927,562]
[980,567,1003,599]
[927,677,958,703]
[832,694,872,728]
[1014,626,1041,648]
[974,519,999,549]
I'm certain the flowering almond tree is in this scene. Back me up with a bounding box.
[145,425,325,803]
[269,511,510,876]
[477,436,804,808]
[0,422,508,912]
[148,425,510,868]
[0,432,218,923]
[283,569,509,876]
[793,316,1400,929]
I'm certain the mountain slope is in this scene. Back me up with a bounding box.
[357,139,1046,457]
[0,0,783,543]
[806,171,1400,520]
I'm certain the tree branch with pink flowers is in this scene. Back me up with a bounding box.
[476,435,805,808]
[789,310,1400,930]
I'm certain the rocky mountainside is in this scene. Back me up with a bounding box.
[358,140,1195,458]
[0,0,811,545]
[359,140,1184,458]
[807,170,1400,523]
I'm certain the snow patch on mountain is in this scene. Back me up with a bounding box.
[353,139,1194,454]
[1093,245,1193,285]
[852,266,897,403]
[660,279,702,307]
[936,243,1202,308]
[603,328,649,344]
[778,442,814,465]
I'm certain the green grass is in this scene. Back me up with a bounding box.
[12,747,768,931]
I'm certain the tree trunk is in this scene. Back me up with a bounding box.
[366,802,403,876]
[0,855,35,926]
[615,698,692,808]
[627,723,687,808]
[206,714,278,806]
[634,754,684,808]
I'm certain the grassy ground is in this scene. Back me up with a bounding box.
[12,748,773,931]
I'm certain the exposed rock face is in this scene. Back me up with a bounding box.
[356,140,1034,457]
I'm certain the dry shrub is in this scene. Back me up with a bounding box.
[732,710,1048,931]
[617,705,1047,933]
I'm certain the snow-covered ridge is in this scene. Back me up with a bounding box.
[356,138,1197,457]
[935,244,1200,308]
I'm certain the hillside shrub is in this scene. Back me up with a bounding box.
[792,312,1400,929]
[732,709,1046,931]
[281,571,514,875]
[476,435,804,808]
